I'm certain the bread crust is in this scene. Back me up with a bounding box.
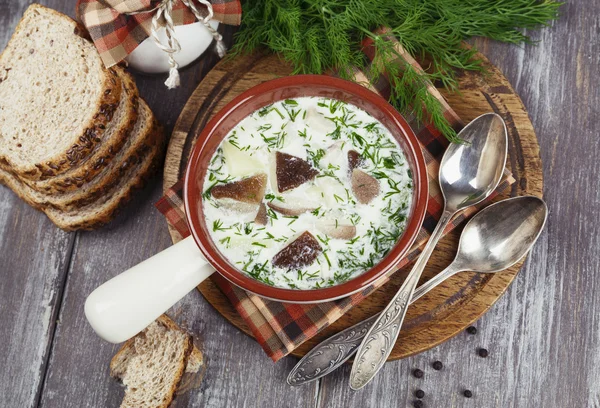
[109,315,197,408]
[110,315,202,377]
[147,315,194,408]
[52,123,165,230]
[25,66,140,194]
[0,117,165,231]
[0,4,123,180]
[2,99,155,212]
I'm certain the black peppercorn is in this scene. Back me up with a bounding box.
[413,369,424,378]
[415,389,425,399]
[466,326,477,335]
[463,389,473,398]
[413,400,424,408]
[432,361,443,370]
[478,348,489,358]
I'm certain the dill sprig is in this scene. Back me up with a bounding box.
[230,0,561,142]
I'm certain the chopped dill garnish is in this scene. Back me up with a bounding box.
[323,251,332,268]
[258,104,285,120]
[265,193,284,202]
[347,235,361,245]
[364,122,379,132]
[212,219,229,232]
[306,148,326,167]
[383,157,396,169]
[349,131,366,147]
[316,234,330,246]
[326,125,342,140]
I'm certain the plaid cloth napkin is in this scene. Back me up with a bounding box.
[76,0,241,68]
[156,33,516,362]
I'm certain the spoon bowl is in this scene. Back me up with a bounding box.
[440,113,507,212]
[455,196,548,273]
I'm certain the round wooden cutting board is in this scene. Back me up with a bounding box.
[163,52,543,360]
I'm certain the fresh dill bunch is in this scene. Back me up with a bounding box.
[230,0,561,142]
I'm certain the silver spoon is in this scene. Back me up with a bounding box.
[349,113,508,389]
[287,195,547,386]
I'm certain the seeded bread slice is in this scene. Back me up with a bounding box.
[11,99,155,212]
[50,123,163,230]
[0,119,164,230]
[110,315,201,408]
[111,315,204,377]
[0,4,122,180]
[25,66,139,194]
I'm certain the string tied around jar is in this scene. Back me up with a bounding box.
[126,0,226,89]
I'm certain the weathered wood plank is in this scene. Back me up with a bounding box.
[0,190,74,408]
[317,0,600,407]
[0,1,76,407]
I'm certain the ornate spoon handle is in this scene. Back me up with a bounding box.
[287,262,458,386]
[349,209,455,389]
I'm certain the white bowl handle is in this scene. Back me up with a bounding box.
[84,236,214,343]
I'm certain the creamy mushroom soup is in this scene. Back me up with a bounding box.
[202,97,413,290]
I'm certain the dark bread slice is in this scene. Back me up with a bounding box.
[25,66,139,194]
[110,315,201,408]
[0,4,122,180]
[0,119,164,230]
[9,99,157,212]
[46,123,165,230]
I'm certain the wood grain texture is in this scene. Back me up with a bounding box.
[0,186,74,408]
[0,2,75,407]
[0,0,598,407]
[162,51,543,361]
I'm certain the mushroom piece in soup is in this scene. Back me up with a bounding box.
[202,97,413,290]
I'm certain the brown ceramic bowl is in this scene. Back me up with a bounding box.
[184,75,428,303]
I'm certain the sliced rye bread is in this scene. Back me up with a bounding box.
[110,315,201,408]
[25,66,140,194]
[111,315,204,377]
[184,347,204,374]
[0,118,164,230]
[11,99,155,212]
[0,4,122,180]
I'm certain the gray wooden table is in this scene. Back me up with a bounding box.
[1,1,598,407]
